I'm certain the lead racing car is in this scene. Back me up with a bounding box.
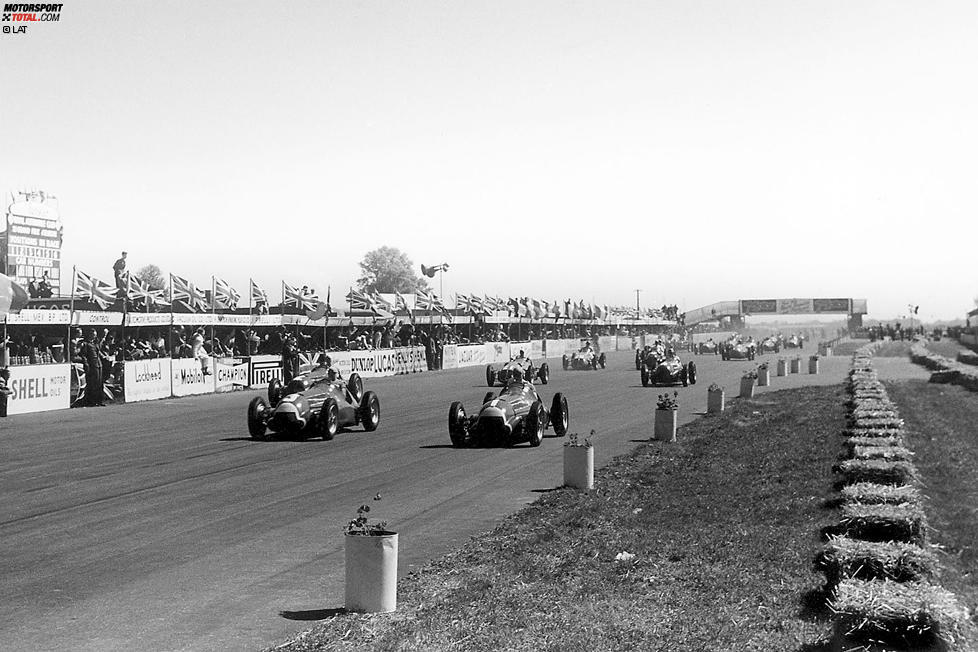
[784,334,805,349]
[563,344,606,371]
[247,369,380,441]
[758,336,782,354]
[721,339,756,361]
[486,354,549,386]
[640,350,697,387]
[449,369,569,447]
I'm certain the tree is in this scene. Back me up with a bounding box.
[136,264,167,291]
[356,247,430,294]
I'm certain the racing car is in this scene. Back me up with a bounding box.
[721,340,756,360]
[449,369,569,447]
[694,340,719,355]
[758,336,782,354]
[784,334,805,349]
[640,351,697,387]
[246,369,380,441]
[635,343,665,370]
[563,343,606,370]
[486,355,549,386]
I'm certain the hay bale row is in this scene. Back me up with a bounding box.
[840,482,920,506]
[910,340,978,393]
[956,350,978,366]
[830,579,971,651]
[814,348,972,650]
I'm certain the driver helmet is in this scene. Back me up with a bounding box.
[666,347,675,356]
[326,368,338,382]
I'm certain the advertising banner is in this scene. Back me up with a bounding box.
[126,313,172,327]
[456,344,488,368]
[740,299,777,314]
[777,298,814,314]
[529,340,545,359]
[73,311,125,326]
[486,341,511,364]
[215,357,250,393]
[124,358,172,403]
[4,309,71,325]
[171,357,215,397]
[344,347,428,377]
[544,340,565,359]
[813,298,852,313]
[6,364,71,415]
[441,344,458,369]
[596,336,616,353]
[249,354,283,388]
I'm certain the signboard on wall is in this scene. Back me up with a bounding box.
[3,190,63,289]
[6,364,71,415]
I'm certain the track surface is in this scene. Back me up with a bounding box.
[0,348,851,651]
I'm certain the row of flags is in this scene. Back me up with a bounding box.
[69,268,654,320]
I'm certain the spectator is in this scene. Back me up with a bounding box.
[0,368,11,417]
[38,272,53,298]
[113,252,127,293]
[79,328,105,406]
[27,278,39,299]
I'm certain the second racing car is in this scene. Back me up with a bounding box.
[563,342,606,371]
[247,367,380,441]
[449,368,569,447]
[640,348,697,387]
[486,352,549,386]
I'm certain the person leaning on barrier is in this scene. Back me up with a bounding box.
[0,368,12,417]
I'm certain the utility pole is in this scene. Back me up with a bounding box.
[635,289,642,315]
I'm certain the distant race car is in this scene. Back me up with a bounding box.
[640,354,697,387]
[448,379,569,448]
[695,340,719,355]
[721,341,756,361]
[784,335,805,349]
[487,357,549,386]
[758,337,781,354]
[563,346,606,371]
[246,369,380,441]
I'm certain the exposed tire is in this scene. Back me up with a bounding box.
[449,401,467,448]
[641,366,650,387]
[359,391,380,432]
[598,353,606,369]
[550,392,568,436]
[688,361,697,385]
[635,351,641,370]
[347,373,364,404]
[526,401,545,447]
[486,365,496,387]
[482,391,496,405]
[267,379,283,407]
[562,355,569,371]
[248,396,271,440]
[681,368,689,387]
[539,363,549,385]
[318,397,339,440]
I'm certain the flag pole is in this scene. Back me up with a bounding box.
[248,278,253,319]
[210,276,216,354]
[68,266,76,360]
[168,273,174,359]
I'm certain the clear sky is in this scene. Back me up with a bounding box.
[1,1,975,321]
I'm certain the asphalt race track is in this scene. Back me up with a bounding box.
[0,348,852,651]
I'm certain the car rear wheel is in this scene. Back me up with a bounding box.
[318,398,339,440]
[348,373,364,404]
[550,392,568,436]
[688,361,697,385]
[248,396,271,440]
[641,366,650,387]
[538,363,549,384]
[449,401,467,448]
[562,355,569,371]
[486,365,496,387]
[267,379,283,407]
[598,353,606,369]
[526,401,545,447]
[360,391,380,432]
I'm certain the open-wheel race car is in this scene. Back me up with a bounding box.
[721,340,756,361]
[694,340,719,355]
[448,379,569,448]
[563,345,606,371]
[758,336,782,354]
[640,353,697,387]
[247,369,380,441]
[486,356,549,386]
[784,334,805,349]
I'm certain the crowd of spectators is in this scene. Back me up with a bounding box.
[866,323,927,342]
[26,272,55,299]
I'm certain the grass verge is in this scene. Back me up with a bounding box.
[883,380,978,642]
[266,386,847,652]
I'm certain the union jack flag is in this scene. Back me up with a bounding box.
[213,277,240,310]
[127,275,168,307]
[171,274,208,312]
[283,282,317,310]
[74,269,117,310]
[250,279,268,305]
